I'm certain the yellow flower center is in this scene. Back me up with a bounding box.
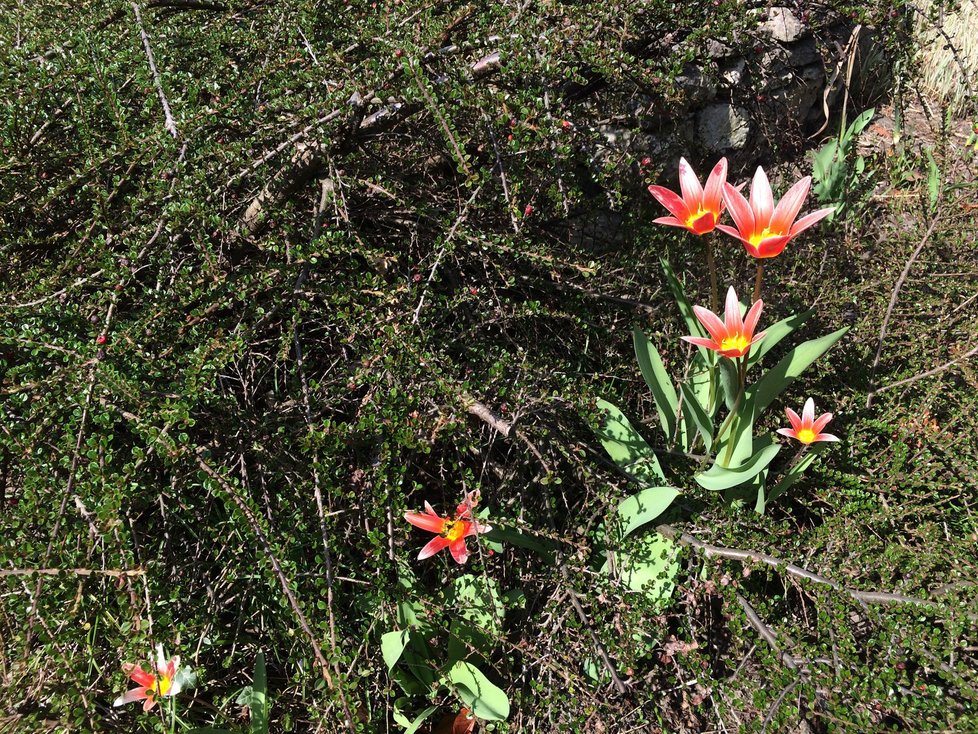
[150,674,172,697]
[796,428,816,444]
[748,227,778,247]
[442,520,467,542]
[720,334,750,354]
[685,207,710,228]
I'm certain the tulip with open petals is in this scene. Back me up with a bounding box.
[718,167,834,258]
[648,157,729,235]
[777,398,840,444]
[113,644,194,712]
[404,491,491,565]
[681,286,766,359]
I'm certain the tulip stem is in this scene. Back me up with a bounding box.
[753,263,764,303]
[706,237,719,312]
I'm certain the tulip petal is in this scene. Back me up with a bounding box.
[681,336,721,350]
[652,215,688,228]
[814,432,840,442]
[692,305,727,343]
[678,157,704,206]
[785,408,802,432]
[802,398,816,425]
[114,688,150,707]
[449,538,470,564]
[744,299,764,337]
[788,207,835,238]
[404,511,446,533]
[752,234,791,259]
[418,535,451,560]
[776,428,799,440]
[749,166,775,229]
[142,695,157,712]
[123,664,156,689]
[720,184,755,239]
[770,176,811,234]
[648,185,691,221]
[812,412,834,434]
[703,158,728,214]
[724,287,742,332]
[715,224,749,245]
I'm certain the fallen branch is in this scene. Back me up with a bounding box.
[656,523,956,613]
[874,340,978,395]
[131,2,179,139]
[0,567,144,578]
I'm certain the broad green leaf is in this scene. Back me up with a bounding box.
[382,630,410,672]
[696,437,780,491]
[615,486,681,541]
[747,327,849,413]
[679,382,713,451]
[595,399,666,484]
[748,310,814,367]
[250,652,268,734]
[445,661,510,721]
[846,107,875,139]
[766,443,830,504]
[633,327,679,442]
[688,350,717,417]
[717,358,740,412]
[452,575,504,633]
[393,701,438,734]
[602,531,680,607]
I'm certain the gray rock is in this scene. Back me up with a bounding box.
[697,103,751,151]
[759,7,806,43]
[720,58,747,87]
[675,63,717,104]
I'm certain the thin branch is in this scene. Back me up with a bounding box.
[131,2,178,139]
[875,340,978,394]
[463,394,512,437]
[866,215,940,407]
[736,594,799,671]
[0,567,144,578]
[656,524,949,612]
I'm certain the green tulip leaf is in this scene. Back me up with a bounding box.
[633,327,679,442]
[748,309,814,367]
[595,399,666,484]
[445,661,510,721]
[679,382,713,452]
[748,327,849,413]
[696,436,780,491]
[615,485,681,541]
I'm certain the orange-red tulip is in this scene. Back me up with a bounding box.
[648,157,728,235]
[718,167,834,258]
[681,286,766,359]
[114,644,193,712]
[777,398,839,444]
[404,491,491,564]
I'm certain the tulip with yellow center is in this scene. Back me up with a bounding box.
[113,644,194,712]
[777,398,840,445]
[681,286,766,359]
[404,491,491,564]
[647,157,729,235]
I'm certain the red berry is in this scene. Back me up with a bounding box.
[96,334,107,345]
[523,205,534,217]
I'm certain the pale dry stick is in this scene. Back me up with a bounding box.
[411,184,483,324]
[484,114,520,233]
[1,567,144,577]
[5,270,105,309]
[874,340,978,395]
[736,594,799,671]
[866,215,941,408]
[655,524,958,613]
[193,453,357,733]
[130,2,178,139]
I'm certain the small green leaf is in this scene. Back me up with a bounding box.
[679,382,713,451]
[615,486,681,540]
[382,630,410,672]
[660,257,708,347]
[594,399,666,484]
[484,524,558,560]
[445,661,510,721]
[633,327,679,442]
[747,327,849,413]
[696,437,780,491]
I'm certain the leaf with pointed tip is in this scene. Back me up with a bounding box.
[748,310,814,368]
[594,399,666,484]
[766,443,830,504]
[615,486,681,541]
[445,662,510,721]
[747,327,849,413]
[633,327,679,442]
[696,436,780,491]
[679,382,713,452]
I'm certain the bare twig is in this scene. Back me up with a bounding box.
[131,2,178,139]
[463,394,512,437]
[866,216,941,407]
[875,340,978,394]
[736,594,799,671]
[656,524,951,612]
[0,567,144,578]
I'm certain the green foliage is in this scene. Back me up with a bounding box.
[810,107,875,219]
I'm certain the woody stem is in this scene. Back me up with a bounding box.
[753,262,764,303]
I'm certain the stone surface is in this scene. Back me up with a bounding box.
[675,63,717,104]
[759,7,806,43]
[697,104,751,151]
[720,58,747,87]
